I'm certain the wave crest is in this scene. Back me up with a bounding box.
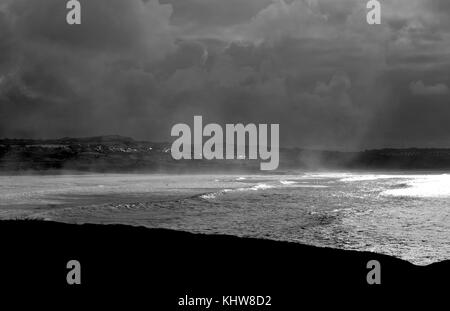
[200,183,274,200]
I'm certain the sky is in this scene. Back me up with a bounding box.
[0,0,450,150]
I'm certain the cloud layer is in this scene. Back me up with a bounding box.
[1,0,450,149]
[410,81,449,95]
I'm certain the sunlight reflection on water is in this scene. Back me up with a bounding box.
[0,172,449,265]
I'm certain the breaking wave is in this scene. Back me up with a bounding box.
[200,183,274,200]
[340,175,411,182]
[383,174,450,197]
[280,180,297,185]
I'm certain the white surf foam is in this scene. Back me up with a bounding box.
[200,183,274,200]
[383,174,450,197]
[280,180,297,185]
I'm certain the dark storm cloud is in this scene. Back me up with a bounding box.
[410,81,449,96]
[8,0,174,53]
[161,0,273,27]
[0,0,175,139]
[1,0,450,149]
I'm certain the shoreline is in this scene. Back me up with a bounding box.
[0,219,448,305]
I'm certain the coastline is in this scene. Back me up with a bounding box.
[5,136,450,173]
[0,220,447,306]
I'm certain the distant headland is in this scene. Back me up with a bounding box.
[2,135,450,173]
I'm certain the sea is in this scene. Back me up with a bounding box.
[0,171,449,265]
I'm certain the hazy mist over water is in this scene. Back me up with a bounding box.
[1,172,449,265]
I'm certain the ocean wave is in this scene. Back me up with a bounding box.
[200,183,274,200]
[296,185,329,188]
[200,189,233,200]
[302,173,351,179]
[382,174,450,197]
[340,175,408,182]
[280,180,297,185]
[249,183,273,190]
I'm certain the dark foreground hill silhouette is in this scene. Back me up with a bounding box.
[0,220,447,308]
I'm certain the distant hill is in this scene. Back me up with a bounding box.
[1,136,450,172]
